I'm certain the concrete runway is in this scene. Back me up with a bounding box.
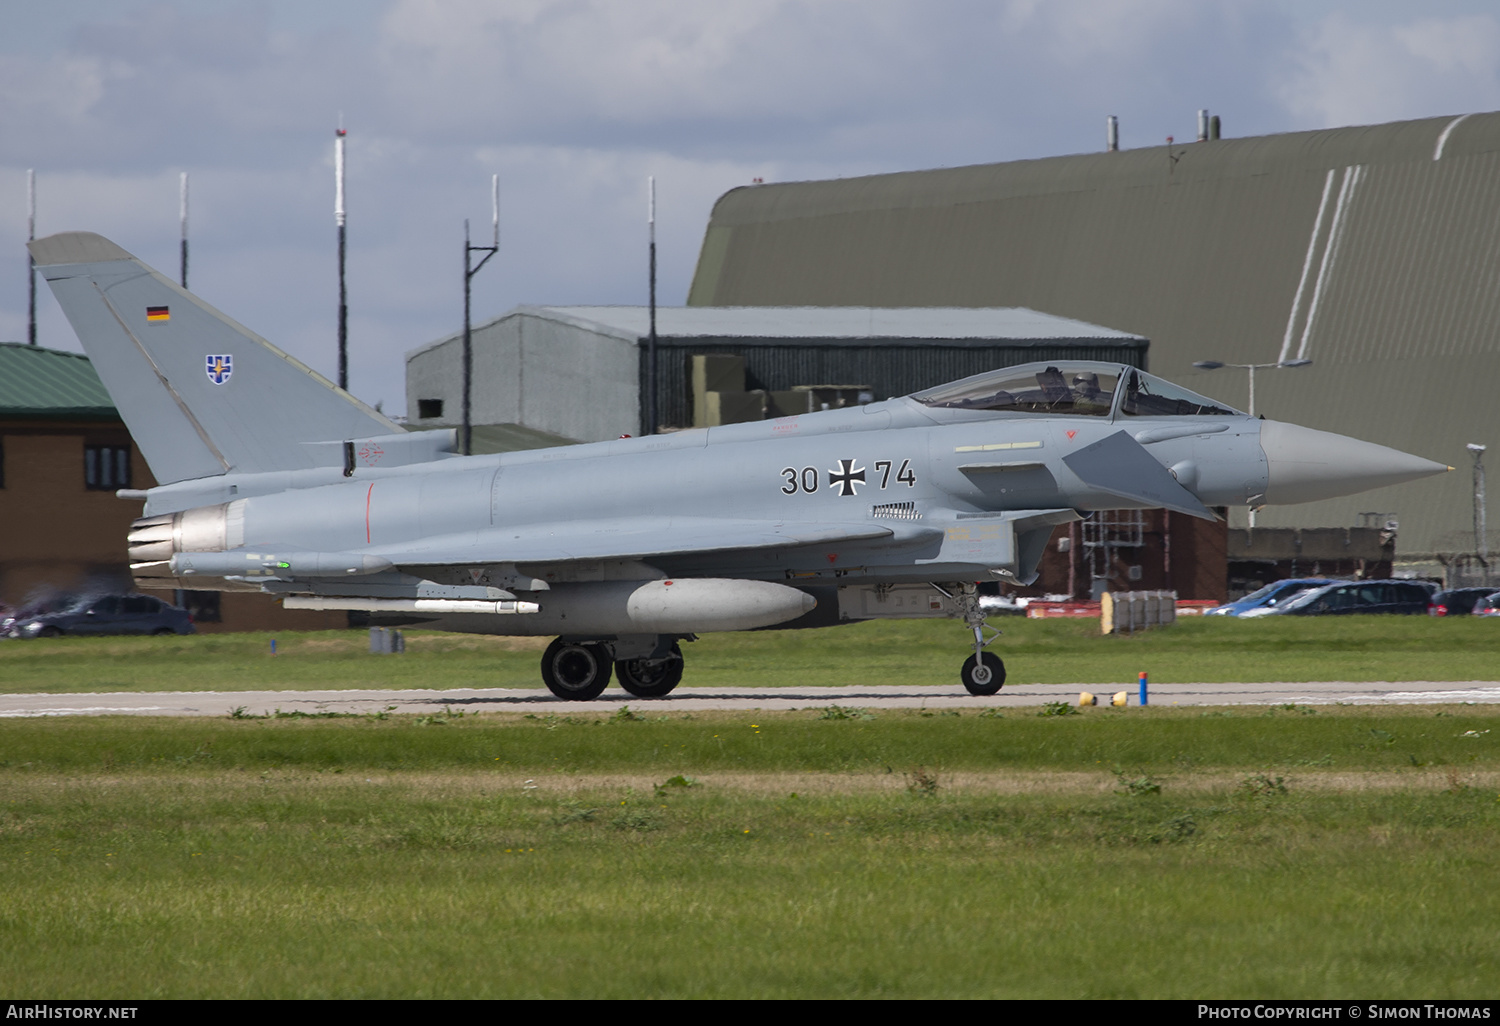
[2,680,1499,717]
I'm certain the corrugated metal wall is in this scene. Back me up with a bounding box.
[642,337,1147,433]
[406,312,640,442]
[688,113,1500,555]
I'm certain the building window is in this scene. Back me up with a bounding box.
[417,399,444,419]
[85,444,132,490]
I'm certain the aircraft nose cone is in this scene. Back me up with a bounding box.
[1259,420,1450,504]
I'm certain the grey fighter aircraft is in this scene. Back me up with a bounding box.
[30,232,1450,698]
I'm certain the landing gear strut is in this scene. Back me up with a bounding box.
[937,583,1006,696]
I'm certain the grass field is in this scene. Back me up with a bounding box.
[1,614,1498,694]
[3,621,1498,998]
[3,706,1500,998]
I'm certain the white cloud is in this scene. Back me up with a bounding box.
[372,0,941,146]
[1395,15,1500,78]
[1013,0,1207,62]
[8,0,1500,415]
[1278,13,1500,127]
[0,52,115,157]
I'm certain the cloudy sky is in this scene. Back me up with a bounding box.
[5,0,1500,416]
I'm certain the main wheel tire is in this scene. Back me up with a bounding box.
[541,639,613,701]
[960,651,1006,696]
[614,642,684,699]
[37,626,63,639]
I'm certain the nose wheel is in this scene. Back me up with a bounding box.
[961,651,1006,695]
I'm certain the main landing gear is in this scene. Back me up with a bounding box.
[937,583,1007,696]
[614,642,685,698]
[540,638,685,701]
[540,640,613,701]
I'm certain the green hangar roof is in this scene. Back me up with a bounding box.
[0,343,119,421]
[688,112,1500,556]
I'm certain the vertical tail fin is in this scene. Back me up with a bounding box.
[28,231,399,484]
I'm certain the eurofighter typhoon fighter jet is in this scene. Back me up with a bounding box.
[30,232,1450,699]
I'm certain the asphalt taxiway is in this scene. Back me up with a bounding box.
[2,680,1499,717]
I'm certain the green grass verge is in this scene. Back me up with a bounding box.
[1,704,1497,774]
[2,710,1499,998]
[2,615,1499,693]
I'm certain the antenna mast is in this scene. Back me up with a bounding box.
[179,172,189,289]
[27,170,36,345]
[336,120,348,391]
[461,175,500,456]
[647,175,657,435]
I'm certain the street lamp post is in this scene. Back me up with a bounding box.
[1468,443,1488,564]
[1192,358,1312,526]
[1191,358,1312,419]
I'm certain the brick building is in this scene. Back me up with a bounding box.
[0,343,341,632]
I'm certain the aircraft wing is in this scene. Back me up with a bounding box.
[365,516,931,568]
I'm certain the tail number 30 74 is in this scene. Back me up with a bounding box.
[780,459,914,496]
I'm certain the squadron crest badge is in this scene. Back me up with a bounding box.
[206,354,233,385]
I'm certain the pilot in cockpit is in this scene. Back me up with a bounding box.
[1070,371,1111,412]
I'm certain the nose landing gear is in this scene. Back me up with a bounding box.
[938,583,1007,696]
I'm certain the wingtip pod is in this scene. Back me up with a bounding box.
[1259,421,1451,505]
[27,231,135,267]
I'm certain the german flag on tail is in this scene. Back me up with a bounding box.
[146,306,170,322]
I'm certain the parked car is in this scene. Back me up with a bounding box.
[1430,587,1500,617]
[1208,578,1338,618]
[1472,592,1500,617]
[1273,580,1436,617]
[6,593,195,638]
[0,594,79,637]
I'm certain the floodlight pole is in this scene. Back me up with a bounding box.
[461,175,500,457]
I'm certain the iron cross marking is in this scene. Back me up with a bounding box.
[828,459,866,497]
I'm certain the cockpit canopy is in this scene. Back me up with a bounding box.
[910,361,1241,418]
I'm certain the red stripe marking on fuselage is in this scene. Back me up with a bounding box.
[366,483,374,543]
